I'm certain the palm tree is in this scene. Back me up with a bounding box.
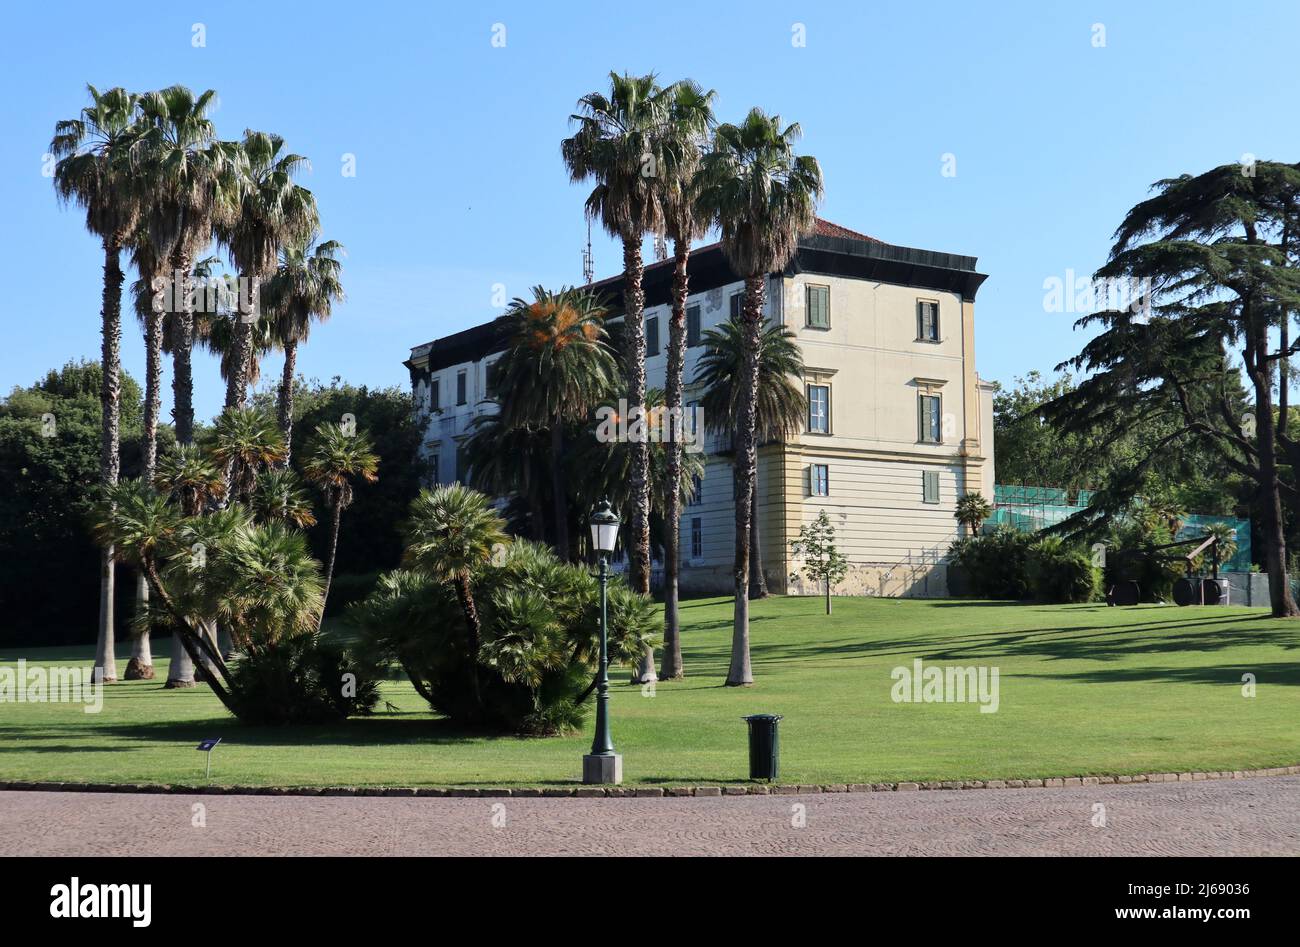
[695,317,807,599]
[134,85,242,447]
[562,72,677,612]
[301,422,379,619]
[490,286,618,559]
[208,407,288,501]
[216,130,317,412]
[695,108,822,686]
[250,468,317,528]
[90,481,239,714]
[657,82,715,679]
[264,237,345,460]
[51,85,146,684]
[153,445,225,686]
[402,484,508,708]
[954,492,994,536]
[463,409,557,542]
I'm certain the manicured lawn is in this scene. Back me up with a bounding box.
[2,597,1298,788]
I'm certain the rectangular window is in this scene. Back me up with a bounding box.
[806,284,830,329]
[456,445,469,483]
[922,470,940,504]
[686,305,701,347]
[919,393,942,443]
[729,292,743,320]
[917,301,940,342]
[430,378,441,411]
[645,315,659,356]
[807,384,830,434]
[689,472,703,506]
[811,463,830,497]
[690,517,703,560]
[456,371,467,406]
[429,452,441,484]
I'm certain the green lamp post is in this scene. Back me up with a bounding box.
[582,498,622,785]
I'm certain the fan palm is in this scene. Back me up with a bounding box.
[490,285,618,559]
[208,407,289,500]
[301,422,379,619]
[133,85,243,447]
[403,484,508,708]
[462,412,553,542]
[51,84,146,683]
[695,107,822,685]
[658,80,716,679]
[954,492,994,536]
[264,237,345,460]
[695,316,807,600]
[250,468,317,528]
[562,72,679,605]
[216,130,318,411]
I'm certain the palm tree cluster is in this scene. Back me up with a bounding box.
[52,84,345,684]
[559,73,822,686]
[92,411,379,721]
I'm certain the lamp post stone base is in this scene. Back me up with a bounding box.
[582,753,623,785]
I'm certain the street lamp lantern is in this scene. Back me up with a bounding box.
[590,498,619,555]
[583,499,622,785]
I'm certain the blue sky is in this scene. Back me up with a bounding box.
[2,0,1298,420]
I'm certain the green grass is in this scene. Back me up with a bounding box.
[2,597,1298,788]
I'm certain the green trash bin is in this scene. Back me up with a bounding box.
[744,713,783,781]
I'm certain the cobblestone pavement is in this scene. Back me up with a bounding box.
[4,776,1299,856]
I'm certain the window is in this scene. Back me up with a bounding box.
[689,472,703,506]
[456,445,469,483]
[430,377,441,411]
[428,452,441,484]
[690,517,703,560]
[922,470,940,504]
[729,292,743,319]
[807,384,830,434]
[686,399,701,441]
[917,300,940,342]
[645,315,659,356]
[919,393,942,443]
[811,463,829,497]
[456,371,467,406]
[806,284,830,329]
[686,305,701,347]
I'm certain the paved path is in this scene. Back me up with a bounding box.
[4,777,1299,856]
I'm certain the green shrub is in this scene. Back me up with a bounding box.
[324,571,382,617]
[225,633,380,725]
[1103,518,1181,602]
[350,540,657,736]
[950,526,1034,599]
[1027,536,1101,603]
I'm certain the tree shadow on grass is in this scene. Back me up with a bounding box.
[1024,660,1300,687]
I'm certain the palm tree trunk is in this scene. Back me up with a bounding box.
[453,572,484,710]
[318,499,343,629]
[749,470,769,598]
[126,306,164,681]
[660,237,690,680]
[727,274,765,686]
[277,336,298,464]
[94,240,123,683]
[622,237,657,684]
[225,273,258,410]
[141,560,239,713]
[549,424,570,560]
[170,247,196,446]
[164,626,195,688]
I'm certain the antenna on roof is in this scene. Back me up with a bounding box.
[582,218,595,285]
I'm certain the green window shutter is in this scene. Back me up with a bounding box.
[923,470,939,504]
[807,285,829,327]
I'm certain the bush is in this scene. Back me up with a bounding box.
[351,540,657,735]
[224,633,380,725]
[1103,518,1181,602]
[1027,536,1101,603]
[950,527,1034,599]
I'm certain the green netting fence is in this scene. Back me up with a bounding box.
[989,485,1251,572]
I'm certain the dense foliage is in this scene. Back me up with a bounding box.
[352,517,657,735]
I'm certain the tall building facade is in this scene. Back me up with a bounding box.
[405,219,992,597]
